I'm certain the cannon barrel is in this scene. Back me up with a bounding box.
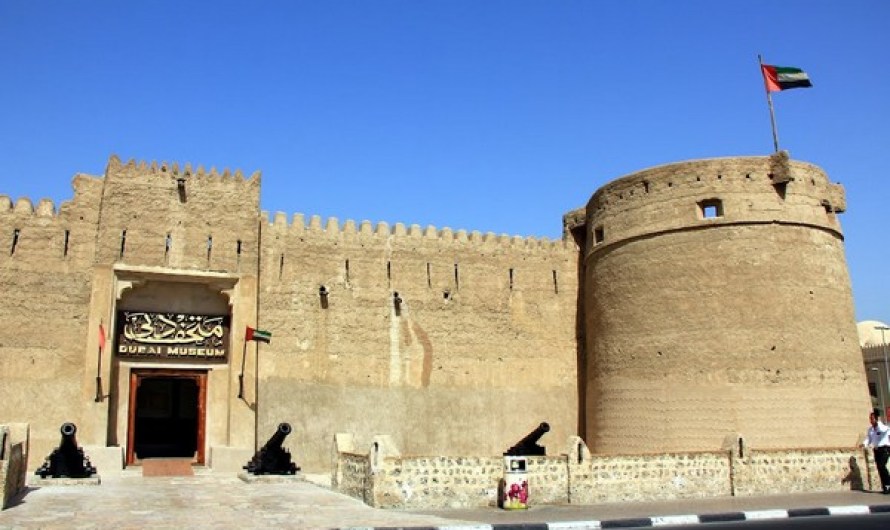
[504,422,550,456]
[263,422,292,450]
[59,422,79,450]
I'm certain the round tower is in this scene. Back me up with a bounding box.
[582,153,870,454]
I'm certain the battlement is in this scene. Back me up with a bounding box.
[0,194,64,216]
[105,154,261,184]
[583,153,846,253]
[261,211,576,252]
[0,172,105,224]
[590,153,839,210]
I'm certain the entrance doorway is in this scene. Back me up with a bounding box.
[127,369,207,465]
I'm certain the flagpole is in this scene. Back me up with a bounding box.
[759,54,780,153]
[95,320,104,402]
[238,334,247,399]
[254,339,260,453]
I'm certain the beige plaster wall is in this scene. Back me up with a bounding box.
[0,177,102,468]
[256,214,580,471]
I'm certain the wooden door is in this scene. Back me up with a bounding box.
[127,369,207,465]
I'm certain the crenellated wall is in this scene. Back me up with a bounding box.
[0,176,103,466]
[581,152,869,456]
[93,156,261,273]
[257,211,580,470]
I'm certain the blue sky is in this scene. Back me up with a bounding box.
[1,1,888,324]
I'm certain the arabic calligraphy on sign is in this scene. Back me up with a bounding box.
[116,311,229,360]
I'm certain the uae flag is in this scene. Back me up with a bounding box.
[761,64,812,92]
[246,326,272,343]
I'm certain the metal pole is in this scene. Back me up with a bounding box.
[873,368,887,416]
[759,54,780,153]
[879,326,890,417]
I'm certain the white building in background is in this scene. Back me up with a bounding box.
[858,320,890,418]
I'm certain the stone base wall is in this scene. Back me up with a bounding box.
[732,448,872,496]
[1,424,29,510]
[567,451,731,504]
[333,434,877,509]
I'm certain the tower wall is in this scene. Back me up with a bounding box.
[582,153,870,454]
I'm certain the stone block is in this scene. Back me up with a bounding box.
[210,446,254,473]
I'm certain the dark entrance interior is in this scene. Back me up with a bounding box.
[130,372,204,461]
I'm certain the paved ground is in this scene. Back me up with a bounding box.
[2,470,890,529]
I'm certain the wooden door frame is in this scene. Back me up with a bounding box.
[127,368,208,465]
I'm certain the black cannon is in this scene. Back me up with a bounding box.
[504,422,550,456]
[34,422,97,478]
[243,422,300,475]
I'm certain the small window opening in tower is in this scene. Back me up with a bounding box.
[552,270,559,294]
[594,226,605,245]
[279,254,285,279]
[63,229,70,257]
[119,229,127,259]
[386,261,392,287]
[643,181,650,193]
[10,228,20,255]
[164,233,172,262]
[699,199,724,219]
[345,259,351,286]
[454,263,460,290]
[206,236,213,265]
[509,268,514,291]
[426,263,431,288]
[236,239,242,265]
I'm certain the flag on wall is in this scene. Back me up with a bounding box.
[246,326,272,343]
[99,324,107,352]
[761,64,813,92]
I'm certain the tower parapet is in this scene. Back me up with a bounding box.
[584,152,845,256]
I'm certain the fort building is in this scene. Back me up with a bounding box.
[0,152,871,474]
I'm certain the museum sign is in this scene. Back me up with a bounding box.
[116,311,229,361]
